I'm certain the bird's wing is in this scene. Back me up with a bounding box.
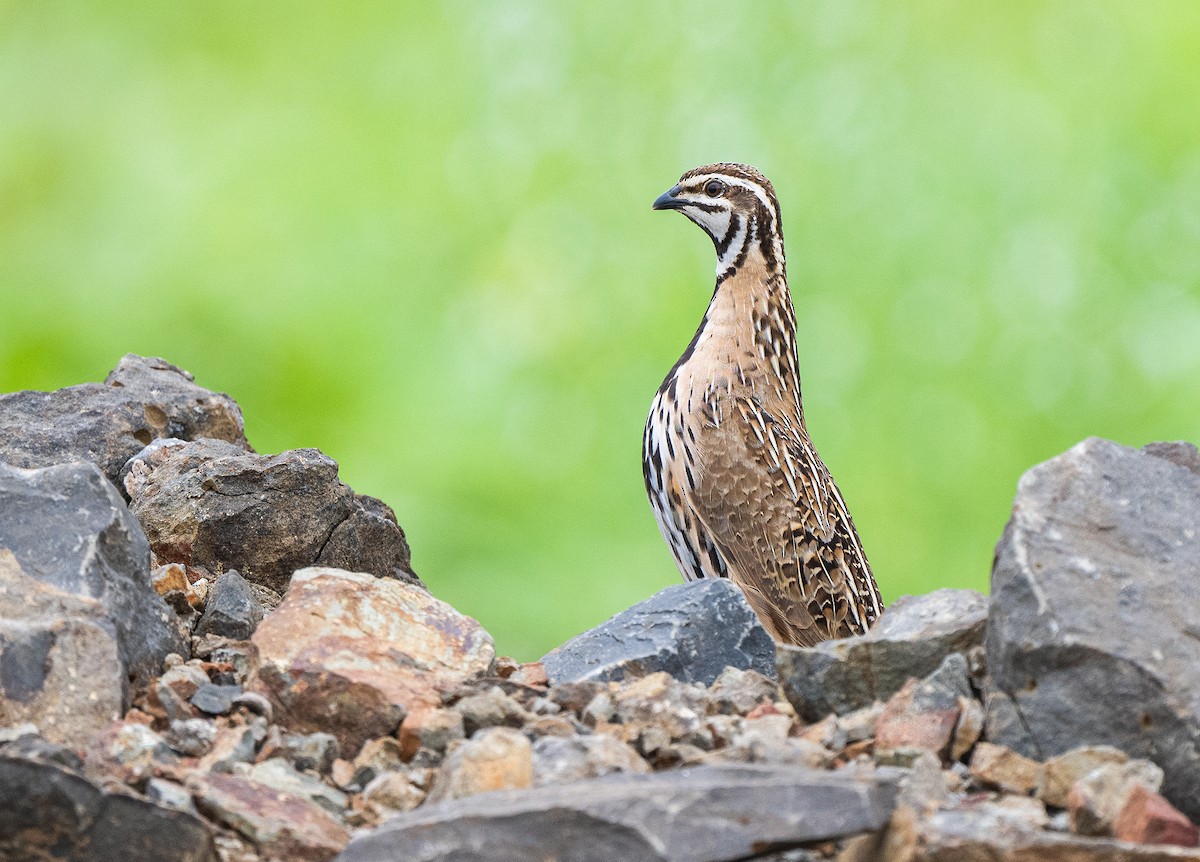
[687,394,881,646]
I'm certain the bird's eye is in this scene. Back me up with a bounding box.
[704,179,724,197]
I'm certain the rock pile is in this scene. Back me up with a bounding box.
[2,358,1199,861]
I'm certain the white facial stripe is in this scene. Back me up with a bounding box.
[717,214,747,269]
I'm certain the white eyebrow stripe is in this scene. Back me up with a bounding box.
[690,173,776,220]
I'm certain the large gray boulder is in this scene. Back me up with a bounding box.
[0,461,186,741]
[778,588,987,722]
[0,354,249,488]
[124,439,418,594]
[986,438,1200,820]
[541,579,776,685]
[335,764,898,862]
[0,754,215,862]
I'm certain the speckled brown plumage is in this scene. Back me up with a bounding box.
[643,163,882,646]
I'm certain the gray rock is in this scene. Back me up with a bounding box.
[259,728,341,775]
[194,571,263,640]
[1142,440,1200,476]
[0,754,215,862]
[541,579,776,685]
[336,764,899,862]
[532,735,650,786]
[0,354,249,488]
[985,437,1200,820]
[777,588,987,722]
[125,440,418,594]
[0,461,186,742]
[190,683,243,715]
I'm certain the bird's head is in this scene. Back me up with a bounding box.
[652,163,785,274]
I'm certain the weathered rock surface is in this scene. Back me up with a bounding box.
[0,461,186,742]
[778,588,987,722]
[875,653,971,764]
[336,764,899,862]
[879,801,1200,861]
[0,354,249,487]
[986,437,1200,820]
[194,570,264,640]
[425,726,533,802]
[125,440,417,594]
[0,754,216,862]
[541,579,776,685]
[249,568,494,755]
[189,772,349,862]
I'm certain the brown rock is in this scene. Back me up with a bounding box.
[875,682,960,762]
[360,770,425,813]
[189,772,349,862]
[876,796,1200,861]
[85,721,178,787]
[250,567,494,757]
[398,706,465,760]
[969,741,1042,795]
[1113,784,1200,848]
[950,696,984,761]
[1039,745,1130,808]
[1070,760,1168,837]
[126,442,418,594]
[426,727,533,803]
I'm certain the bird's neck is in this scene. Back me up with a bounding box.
[665,244,802,416]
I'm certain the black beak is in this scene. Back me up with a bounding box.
[652,184,686,211]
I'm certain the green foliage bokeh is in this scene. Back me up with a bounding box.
[2,2,1198,658]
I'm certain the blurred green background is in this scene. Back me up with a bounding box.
[2,3,1198,659]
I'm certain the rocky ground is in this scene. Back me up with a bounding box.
[2,355,1200,862]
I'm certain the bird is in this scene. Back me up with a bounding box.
[642,163,882,646]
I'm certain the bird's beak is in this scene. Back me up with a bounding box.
[652,185,686,211]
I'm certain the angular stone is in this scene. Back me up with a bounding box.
[882,800,1200,861]
[398,706,464,761]
[1070,760,1167,837]
[532,734,649,786]
[0,592,124,746]
[608,672,713,757]
[708,666,778,715]
[198,720,266,773]
[245,758,349,818]
[452,686,529,735]
[361,771,425,813]
[875,653,970,762]
[777,588,986,722]
[257,728,341,775]
[249,568,494,756]
[125,440,418,594]
[338,764,899,862]
[1112,783,1199,848]
[194,571,263,640]
[190,683,241,716]
[1038,745,1130,809]
[0,753,216,861]
[0,354,249,487]
[85,720,177,786]
[426,726,533,803]
[0,462,186,682]
[541,579,776,685]
[986,438,1200,820]
[969,742,1042,795]
[189,772,349,862]
[0,461,185,742]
